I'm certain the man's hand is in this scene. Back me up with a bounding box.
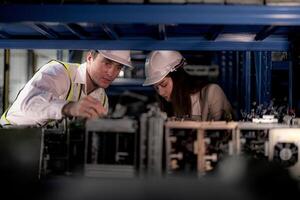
[62,96,108,119]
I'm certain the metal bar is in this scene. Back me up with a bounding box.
[68,50,83,63]
[165,126,171,175]
[288,57,293,108]
[65,23,89,39]
[56,50,63,60]
[1,5,300,25]
[204,25,223,41]
[0,31,10,39]
[262,51,272,104]
[0,39,289,51]
[254,51,262,104]
[243,51,251,113]
[235,52,241,111]
[158,24,167,40]
[100,24,119,40]
[27,50,35,81]
[254,26,278,41]
[232,128,237,155]
[197,129,205,177]
[3,49,10,112]
[227,51,234,99]
[219,51,227,92]
[29,23,59,39]
[236,129,241,155]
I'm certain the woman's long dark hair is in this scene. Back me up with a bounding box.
[158,65,209,117]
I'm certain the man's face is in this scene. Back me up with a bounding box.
[87,52,123,88]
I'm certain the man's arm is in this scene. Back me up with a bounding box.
[9,62,71,125]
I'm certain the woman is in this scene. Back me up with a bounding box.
[143,50,233,121]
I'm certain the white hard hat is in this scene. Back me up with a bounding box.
[143,51,185,86]
[99,50,133,69]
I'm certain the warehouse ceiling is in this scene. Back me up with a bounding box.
[0,4,299,51]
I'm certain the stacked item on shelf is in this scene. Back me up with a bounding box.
[203,0,224,2]
[186,0,225,3]
[107,0,144,3]
[149,0,186,3]
[265,0,300,5]
[63,0,100,3]
[226,0,263,4]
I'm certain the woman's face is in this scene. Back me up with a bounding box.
[153,76,173,102]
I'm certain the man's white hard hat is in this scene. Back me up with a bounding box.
[99,50,133,69]
[143,50,185,86]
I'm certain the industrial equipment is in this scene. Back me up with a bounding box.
[84,118,138,178]
[165,120,238,176]
[139,104,167,177]
[269,128,300,178]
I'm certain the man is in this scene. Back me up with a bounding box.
[0,50,133,126]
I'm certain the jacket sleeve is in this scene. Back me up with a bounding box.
[15,62,70,124]
[206,84,232,121]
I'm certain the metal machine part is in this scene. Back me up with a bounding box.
[269,128,300,178]
[236,122,291,159]
[41,119,85,176]
[139,104,167,177]
[84,118,138,178]
[39,115,300,179]
[165,121,238,176]
[42,128,67,175]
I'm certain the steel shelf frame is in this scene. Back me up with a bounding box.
[0,4,298,50]
[0,39,289,51]
[0,4,298,113]
[1,4,300,25]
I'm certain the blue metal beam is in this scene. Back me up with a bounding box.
[254,26,278,41]
[205,26,223,41]
[0,31,10,39]
[254,51,263,104]
[243,51,251,112]
[158,24,167,40]
[28,23,59,39]
[100,24,119,40]
[0,39,290,51]
[1,5,300,25]
[65,23,90,39]
[262,52,272,104]
[288,59,293,107]
[254,51,272,105]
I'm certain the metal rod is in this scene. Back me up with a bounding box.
[3,49,10,112]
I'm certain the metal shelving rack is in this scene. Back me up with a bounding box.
[0,4,299,112]
[0,4,296,50]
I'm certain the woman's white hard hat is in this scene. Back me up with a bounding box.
[98,50,133,69]
[143,50,184,86]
